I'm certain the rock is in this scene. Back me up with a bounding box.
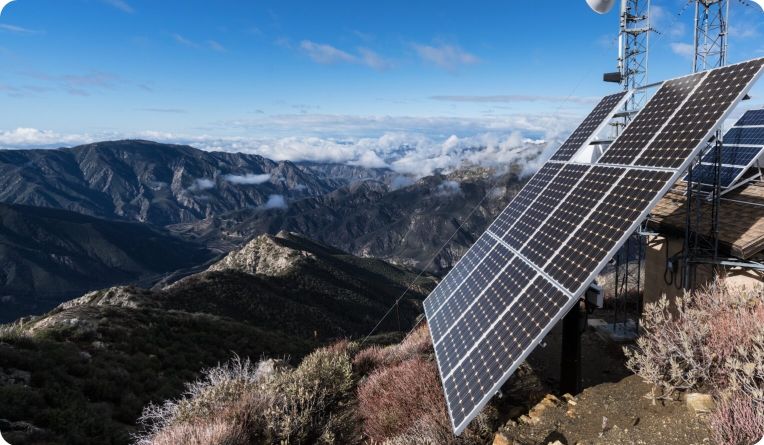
[523,394,561,424]
[685,393,715,414]
[208,234,314,276]
[255,359,291,380]
[0,368,31,386]
[493,432,513,445]
[548,441,565,445]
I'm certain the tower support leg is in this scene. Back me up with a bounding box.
[560,300,583,395]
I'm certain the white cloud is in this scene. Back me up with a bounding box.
[0,24,42,35]
[101,0,134,13]
[207,40,227,52]
[436,180,462,196]
[358,47,393,70]
[222,173,271,185]
[189,178,215,191]
[300,40,355,64]
[264,194,287,209]
[0,128,94,148]
[671,42,694,59]
[390,176,415,190]
[431,95,598,105]
[172,33,200,49]
[298,40,393,71]
[0,109,573,178]
[650,5,686,38]
[411,43,478,70]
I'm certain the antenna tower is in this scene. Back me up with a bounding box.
[693,0,730,72]
[617,0,651,109]
[683,0,730,290]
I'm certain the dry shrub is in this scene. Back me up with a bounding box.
[626,282,764,445]
[135,355,267,445]
[262,343,356,443]
[353,324,433,375]
[357,355,492,445]
[624,284,764,400]
[136,344,357,445]
[709,394,764,445]
[143,417,244,445]
[358,358,448,442]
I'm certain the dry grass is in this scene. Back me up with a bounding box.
[135,345,357,445]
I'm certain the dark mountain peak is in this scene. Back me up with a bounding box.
[0,140,368,226]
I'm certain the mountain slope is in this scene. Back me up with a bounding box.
[0,140,369,226]
[174,168,526,272]
[0,232,433,445]
[0,203,213,322]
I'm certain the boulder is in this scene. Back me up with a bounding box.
[685,393,715,414]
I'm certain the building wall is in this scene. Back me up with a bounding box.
[643,234,764,307]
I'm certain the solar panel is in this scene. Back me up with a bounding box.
[683,164,744,188]
[598,72,706,165]
[735,109,764,126]
[550,92,631,162]
[425,57,764,436]
[686,109,764,188]
[700,145,761,165]
[724,127,764,146]
[635,60,764,168]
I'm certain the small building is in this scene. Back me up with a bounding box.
[644,181,764,306]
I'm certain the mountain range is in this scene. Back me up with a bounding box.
[0,231,432,445]
[0,140,530,319]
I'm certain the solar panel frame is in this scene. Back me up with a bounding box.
[426,57,764,436]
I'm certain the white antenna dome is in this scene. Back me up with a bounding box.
[586,0,616,14]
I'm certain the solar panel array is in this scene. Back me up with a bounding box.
[683,108,764,188]
[424,57,764,435]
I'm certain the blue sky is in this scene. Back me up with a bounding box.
[0,0,763,172]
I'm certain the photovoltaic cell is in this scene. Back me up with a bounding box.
[724,127,764,146]
[442,275,568,430]
[544,169,673,292]
[598,73,706,165]
[423,233,496,316]
[487,164,563,237]
[636,59,764,168]
[433,257,535,376]
[520,166,624,270]
[683,164,744,188]
[700,145,761,165]
[550,92,629,162]
[428,242,515,343]
[688,109,764,188]
[735,109,764,126]
[502,164,589,250]
[424,57,764,436]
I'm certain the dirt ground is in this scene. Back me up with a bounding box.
[495,317,712,445]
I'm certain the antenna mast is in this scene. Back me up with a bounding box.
[615,0,651,109]
[693,0,730,72]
